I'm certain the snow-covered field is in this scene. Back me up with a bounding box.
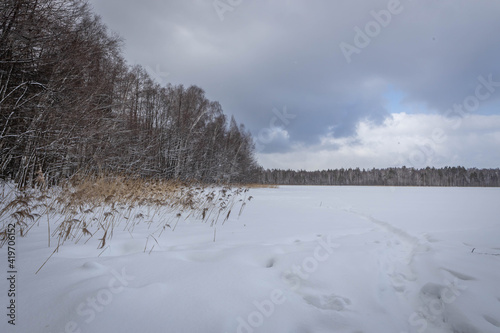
[2,186,500,333]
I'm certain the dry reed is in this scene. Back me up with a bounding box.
[0,176,252,255]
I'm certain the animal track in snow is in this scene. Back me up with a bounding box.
[424,233,440,243]
[484,315,500,328]
[303,293,352,311]
[266,258,275,268]
[375,233,417,295]
[442,268,476,281]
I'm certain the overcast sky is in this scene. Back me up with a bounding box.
[88,0,500,170]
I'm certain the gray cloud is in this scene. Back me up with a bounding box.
[88,0,500,168]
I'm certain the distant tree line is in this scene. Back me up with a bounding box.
[257,166,500,187]
[0,0,258,187]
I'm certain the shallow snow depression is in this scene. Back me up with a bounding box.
[2,186,500,333]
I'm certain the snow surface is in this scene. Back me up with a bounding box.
[2,186,500,333]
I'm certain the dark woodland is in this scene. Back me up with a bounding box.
[1,0,258,186]
[257,166,500,187]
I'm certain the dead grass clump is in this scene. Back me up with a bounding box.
[0,176,253,263]
[0,189,39,245]
[241,183,279,189]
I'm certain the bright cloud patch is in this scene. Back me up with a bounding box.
[257,113,500,170]
[255,127,292,154]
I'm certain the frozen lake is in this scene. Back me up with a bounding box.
[3,186,500,333]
